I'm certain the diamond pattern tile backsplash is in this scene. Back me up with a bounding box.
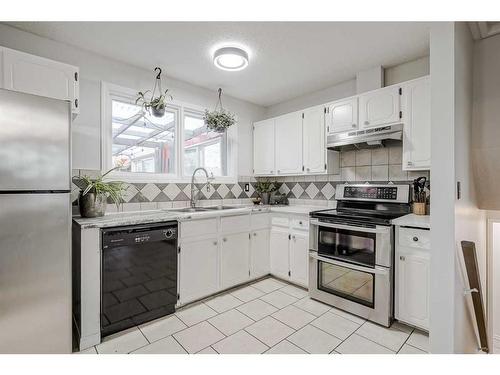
[72,147,429,209]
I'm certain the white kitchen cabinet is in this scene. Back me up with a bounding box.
[270,228,290,280]
[326,97,358,134]
[179,237,219,305]
[0,46,79,115]
[253,119,275,175]
[402,76,431,171]
[289,231,309,287]
[395,226,430,331]
[359,85,401,129]
[275,112,303,175]
[220,232,250,289]
[303,106,327,174]
[250,229,270,278]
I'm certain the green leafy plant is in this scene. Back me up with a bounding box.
[203,109,236,132]
[72,168,126,209]
[135,89,173,117]
[204,88,236,132]
[255,179,277,194]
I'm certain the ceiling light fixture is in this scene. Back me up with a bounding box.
[213,47,249,71]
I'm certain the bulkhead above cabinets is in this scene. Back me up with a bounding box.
[253,75,430,177]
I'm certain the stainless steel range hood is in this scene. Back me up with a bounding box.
[327,124,403,150]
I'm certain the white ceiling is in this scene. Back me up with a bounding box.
[6,22,431,107]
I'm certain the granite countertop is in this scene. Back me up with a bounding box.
[391,214,430,229]
[73,204,329,229]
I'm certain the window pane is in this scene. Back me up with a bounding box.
[183,113,227,176]
[111,100,176,174]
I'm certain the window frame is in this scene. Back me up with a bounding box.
[101,82,237,183]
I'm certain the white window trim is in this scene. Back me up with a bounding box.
[101,82,238,183]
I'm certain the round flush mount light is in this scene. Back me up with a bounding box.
[213,47,249,71]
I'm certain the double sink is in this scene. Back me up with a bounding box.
[170,205,237,213]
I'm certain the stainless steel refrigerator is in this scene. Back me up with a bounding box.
[0,89,72,353]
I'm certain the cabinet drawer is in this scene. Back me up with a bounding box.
[221,214,250,233]
[181,218,217,238]
[398,227,430,250]
[251,213,269,230]
[291,217,309,231]
[271,215,289,228]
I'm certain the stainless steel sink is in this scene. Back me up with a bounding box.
[170,207,210,213]
[203,206,237,210]
[169,206,237,213]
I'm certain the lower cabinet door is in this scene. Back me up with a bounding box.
[250,229,270,279]
[220,232,250,289]
[179,237,219,305]
[270,229,290,280]
[289,232,309,288]
[396,250,430,330]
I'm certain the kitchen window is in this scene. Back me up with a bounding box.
[111,100,176,174]
[183,111,227,177]
[102,83,235,182]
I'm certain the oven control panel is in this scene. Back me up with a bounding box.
[336,184,409,203]
[343,186,397,200]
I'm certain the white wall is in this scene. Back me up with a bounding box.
[384,56,430,86]
[429,22,486,354]
[0,23,266,176]
[429,22,457,354]
[265,79,356,118]
[453,21,486,353]
[472,33,500,210]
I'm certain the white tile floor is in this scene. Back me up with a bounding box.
[82,277,429,354]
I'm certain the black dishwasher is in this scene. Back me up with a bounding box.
[101,222,178,337]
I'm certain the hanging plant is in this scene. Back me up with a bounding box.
[135,67,173,118]
[203,88,236,133]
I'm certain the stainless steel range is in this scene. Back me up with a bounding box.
[308,183,411,327]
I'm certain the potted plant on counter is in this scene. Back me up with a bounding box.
[255,178,277,205]
[72,168,126,218]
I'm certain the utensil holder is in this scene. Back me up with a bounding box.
[413,202,426,215]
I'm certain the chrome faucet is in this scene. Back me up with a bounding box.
[190,167,215,208]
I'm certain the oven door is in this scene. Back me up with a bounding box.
[310,219,392,268]
[308,252,393,327]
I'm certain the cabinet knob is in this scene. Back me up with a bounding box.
[253,232,257,236]
[400,256,406,261]
[270,170,273,174]
[223,238,227,242]
[364,121,369,125]
[412,236,419,242]
[213,241,218,245]
[352,124,356,128]
[306,168,310,172]
[277,170,281,174]
[299,221,303,225]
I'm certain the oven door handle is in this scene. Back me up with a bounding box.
[309,251,389,275]
[309,219,389,234]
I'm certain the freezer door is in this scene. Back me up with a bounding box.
[0,193,72,353]
[0,89,71,191]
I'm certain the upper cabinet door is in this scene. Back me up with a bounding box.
[275,112,303,175]
[253,119,275,175]
[1,47,79,115]
[326,97,358,134]
[359,86,401,129]
[402,77,431,170]
[303,106,326,174]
